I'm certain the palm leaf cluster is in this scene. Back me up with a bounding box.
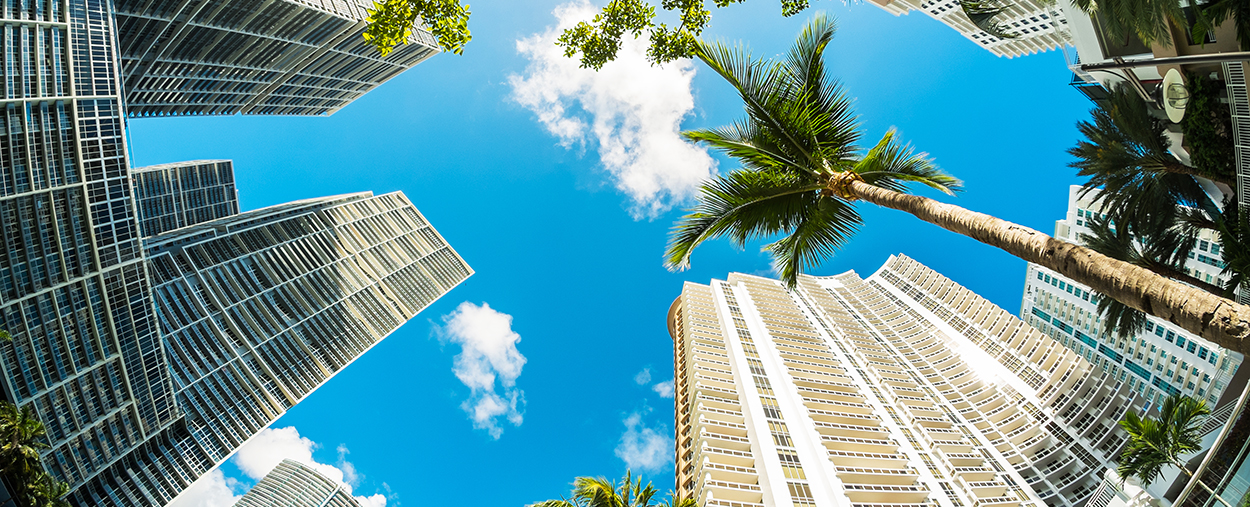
[0,401,69,507]
[1117,394,1233,507]
[666,13,959,287]
[527,470,694,507]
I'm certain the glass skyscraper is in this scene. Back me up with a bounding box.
[115,0,441,116]
[131,160,239,237]
[0,0,450,498]
[668,255,1194,507]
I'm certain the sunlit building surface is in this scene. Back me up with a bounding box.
[865,0,1068,57]
[115,0,440,116]
[132,160,239,237]
[236,459,360,507]
[1020,186,1244,407]
[669,255,1153,507]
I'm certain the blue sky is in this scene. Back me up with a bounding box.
[135,1,1091,505]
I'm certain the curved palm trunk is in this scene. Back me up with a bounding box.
[1163,160,1236,188]
[1142,259,1226,296]
[846,180,1250,354]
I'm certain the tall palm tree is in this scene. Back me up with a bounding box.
[1119,394,1232,507]
[25,471,70,507]
[528,470,690,507]
[665,14,1250,354]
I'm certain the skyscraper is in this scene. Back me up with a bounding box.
[864,0,1068,57]
[0,0,181,501]
[114,0,440,116]
[236,459,360,507]
[669,255,1152,507]
[1019,186,1244,407]
[132,160,239,237]
[62,189,471,505]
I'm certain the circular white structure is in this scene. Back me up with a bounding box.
[1163,68,1190,123]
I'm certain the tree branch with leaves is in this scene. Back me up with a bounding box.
[363,0,472,57]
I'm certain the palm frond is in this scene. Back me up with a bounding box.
[763,194,863,288]
[665,170,827,271]
[853,129,961,195]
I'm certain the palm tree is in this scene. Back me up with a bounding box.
[527,470,691,507]
[664,14,1250,354]
[0,403,48,478]
[1069,83,1232,206]
[1194,0,1250,50]
[25,471,70,507]
[1119,394,1232,507]
[1068,0,1185,47]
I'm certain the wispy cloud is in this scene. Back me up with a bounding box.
[615,411,674,472]
[652,380,675,398]
[167,470,241,507]
[226,427,389,507]
[508,1,717,219]
[634,367,652,385]
[438,302,527,438]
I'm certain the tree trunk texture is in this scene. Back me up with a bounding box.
[1163,160,1236,187]
[1142,259,1226,296]
[847,180,1250,354]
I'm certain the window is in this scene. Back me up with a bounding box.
[1188,342,1197,353]
[1201,240,1210,251]
[1037,272,1044,281]
[1210,354,1219,365]
[1045,275,1052,283]
[1213,244,1222,255]
[1078,209,1085,217]
[1167,331,1175,342]
[1146,322,1155,332]
[1199,347,1209,359]
[1156,327,1165,337]
[1177,336,1186,348]
[1083,291,1090,301]
[1060,281,1066,290]
[1204,374,1211,382]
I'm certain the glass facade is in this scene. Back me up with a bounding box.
[132,160,239,237]
[115,0,441,116]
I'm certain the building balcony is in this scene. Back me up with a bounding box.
[971,493,1020,507]
[813,421,889,440]
[841,482,931,503]
[699,430,751,452]
[951,466,997,482]
[907,413,952,429]
[820,434,900,454]
[705,500,765,507]
[696,459,758,485]
[957,477,1010,498]
[807,407,881,425]
[828,450,911,469]
[937,450,985,468]
[696,417,748,436]
[802,397,874,415]
[701,479,763,504]
[799,387,867,404]
[835,466,921,486]
[700,444,755,467]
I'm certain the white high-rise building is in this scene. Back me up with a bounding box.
[669,254,1151,507]
[865,0,1068,57]
[236,459,360,507]
[1019,185,1244,408]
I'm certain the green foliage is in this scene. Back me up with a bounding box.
[363,0,471,57]
[1070,83,1216,235]
[0,400,69,507]
[1216,199,1250,298]
[556,0,807,70]
[1182,73,1236,183]
[1193,0,1250,50]
[1118,394,1210,487]
[665,15,960,288]
[526,470,693,507]
[1070,0,1184,47]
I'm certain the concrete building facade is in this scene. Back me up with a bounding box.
[669,255,1151,507]
[866,0,1068,57]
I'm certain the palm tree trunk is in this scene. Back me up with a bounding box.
[1163,160,1236,187]
[1142,259,1226,296]
[846,179,1250,354]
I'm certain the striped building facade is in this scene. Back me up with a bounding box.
[669,255,1149,507]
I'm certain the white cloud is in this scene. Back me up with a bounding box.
[226,427,390,506]
[634,367,652,385]
[439,301,528,438]
[615,412,674,472]
[652,379,675,398]
[167,469,241,507]
[508,1,717,219]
